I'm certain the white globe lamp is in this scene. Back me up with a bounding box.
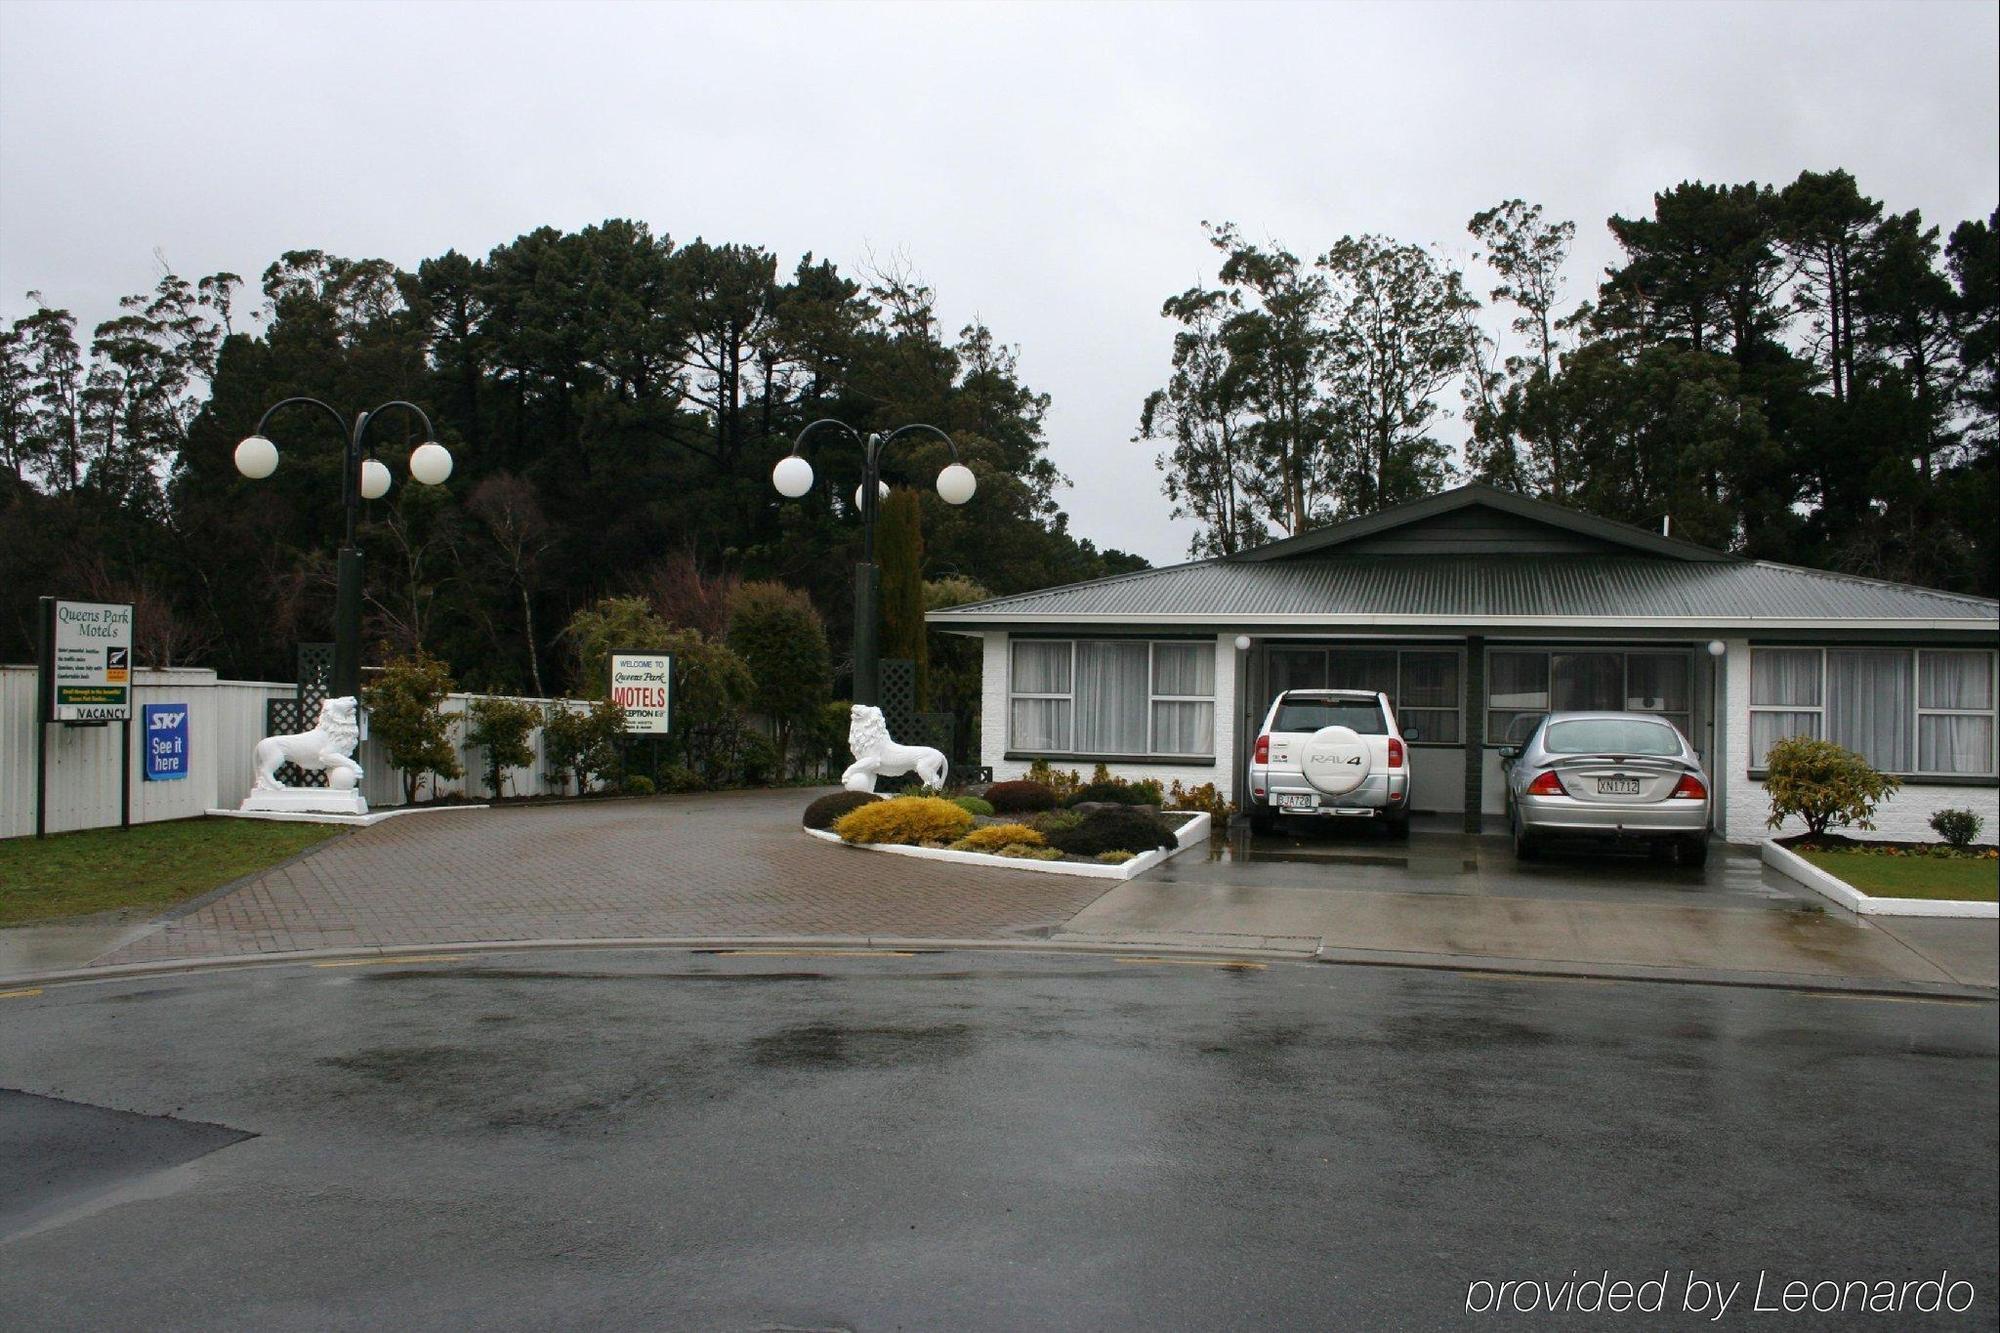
[936,463,976,506]
[359,458,392,500]
[409,441,453,486]
[234,435,278,480]
[772,454,814,498]
[1234,635,1253,652]
[1707,640,1726,658]
[852,480,890,510]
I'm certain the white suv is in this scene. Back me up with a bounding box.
[1246,689,1412,838]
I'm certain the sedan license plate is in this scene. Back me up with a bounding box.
[1277,794,1318,810]
[1596,777,1642,796]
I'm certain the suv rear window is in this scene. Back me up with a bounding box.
[1272,698,1387,735]
[1544,718,1681,756]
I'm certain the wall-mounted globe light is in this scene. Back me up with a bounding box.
[409,441,453,486]
[234,435,278,480]
[936,463,976,506]
[359,458,392,500]
[772,454,814,498]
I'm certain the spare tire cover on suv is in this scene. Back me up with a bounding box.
[1300,725,1372,796]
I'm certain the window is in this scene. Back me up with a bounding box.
[1544,718,1683,756]
[1487,648,1691,744]
[1749,647,1998,777]
[1273,699,1389,735]
[1008,639,1215,757]
[1262,646,1462,744]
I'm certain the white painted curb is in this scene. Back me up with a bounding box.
[807,811,1213,880]
[206,804,490,828]
[1762,838,1998,919]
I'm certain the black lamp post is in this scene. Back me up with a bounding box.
[235,398,453,700]
[771,419,975,707]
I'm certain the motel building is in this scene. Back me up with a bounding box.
[927,485,2000,844]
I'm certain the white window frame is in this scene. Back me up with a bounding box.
[1748,646,2000,778]
[1007,638,1216,759]
[1484,647,1694,746]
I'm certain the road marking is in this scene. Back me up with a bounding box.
[1113,957,1266,970]
[311,955,464,969]
[716,949,917,958]
[0,987,44,999]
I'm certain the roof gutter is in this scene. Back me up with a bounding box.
[925,613,1999,633]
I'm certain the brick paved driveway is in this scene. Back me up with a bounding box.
[90,790,1114,967]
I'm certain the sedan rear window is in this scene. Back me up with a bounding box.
[1273,699,1387,735]
[1544,718,1681,756]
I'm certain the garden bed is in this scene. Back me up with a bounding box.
[1763,835,1998,918]
[807,810,1212,880]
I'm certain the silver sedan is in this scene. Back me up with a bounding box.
[1499,712,1713,867]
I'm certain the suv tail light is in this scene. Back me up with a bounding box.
[1387,737,1404,769]
[1524,770,1565,797]
[1669,774,1708,800]
[1254,734,1270,764]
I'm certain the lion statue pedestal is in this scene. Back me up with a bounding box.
[841,703,948,793]
[239,695,369,816]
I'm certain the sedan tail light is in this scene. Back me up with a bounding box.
[1524,770,1566,797]
[1387,737,1404,769]
[1669,773,1708,800]
[1254,734,1270,764]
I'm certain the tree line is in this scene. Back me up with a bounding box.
[1140,170,1996,595]
[0,227,1145,713]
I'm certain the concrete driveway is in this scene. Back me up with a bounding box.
[1058,819,1999,992]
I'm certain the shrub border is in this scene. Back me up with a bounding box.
[806,812,1211,881]
[1761,839,1999,919]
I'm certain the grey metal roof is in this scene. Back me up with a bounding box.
[928,554,2000,630]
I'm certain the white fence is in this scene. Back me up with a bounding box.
[1,665,588,839]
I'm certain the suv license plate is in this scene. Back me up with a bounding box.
[1597,778,1641,795]
[1277,794,1317,810]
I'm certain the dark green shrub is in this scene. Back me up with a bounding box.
[804,790,883,830]
[624,774,656,796]
[986,780,1057,813]
[951,795,995,816]
[1030,809,1084,834]
[1046,807,1178,857]
[1931,808,1984,850]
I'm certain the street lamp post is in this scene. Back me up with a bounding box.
[771,420,975,707]
[236,398,453,700]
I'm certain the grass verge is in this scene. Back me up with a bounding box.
[1798,849,1999,902]
[0,818,340,927]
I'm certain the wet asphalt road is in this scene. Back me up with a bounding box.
[1,950,1995,1331]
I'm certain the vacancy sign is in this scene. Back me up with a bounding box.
[52,601,135,721]
[610,653,673,734]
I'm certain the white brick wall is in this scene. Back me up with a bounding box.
[979,632,1239,800]
[1719,638,1999,845]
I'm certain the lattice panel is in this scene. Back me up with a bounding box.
[879,658,919,747]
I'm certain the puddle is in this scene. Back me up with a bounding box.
[749,1021,973,1070]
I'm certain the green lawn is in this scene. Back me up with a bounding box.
[1799,849,1999,902]
[0,819,340,927]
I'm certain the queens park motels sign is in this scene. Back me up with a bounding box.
[47,600,135,722]
[609,652,673,734]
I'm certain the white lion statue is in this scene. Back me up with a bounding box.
[253,695,364,792]
[841,703,947,793]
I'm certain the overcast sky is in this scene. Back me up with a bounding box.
[3,0,1994,564]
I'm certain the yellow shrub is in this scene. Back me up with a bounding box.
[833,796,974,845]
[952,823,1046,853]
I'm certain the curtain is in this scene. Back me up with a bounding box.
[1750,711,1819,764]
[1010,699,1070,751]
[1151,702,1215,755]
[1827,650,1913,773]
[1552,653,1623,710]
[1152,643,1214,696]
[1074,641,1149,753]
[1751,650,1820,707]
[1919,651,1995,774]
[1011,640,1071,694]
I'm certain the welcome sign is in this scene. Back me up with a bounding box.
[51,600,135,721]
[610,652,673,734]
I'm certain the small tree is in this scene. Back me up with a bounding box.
[564,596,672,699]
[360,650,462,803]
[726,580,831,774]
[543,698,627,796]
[657,628,755,785]
[466,697,541,799]
[1764,736,1901,838]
